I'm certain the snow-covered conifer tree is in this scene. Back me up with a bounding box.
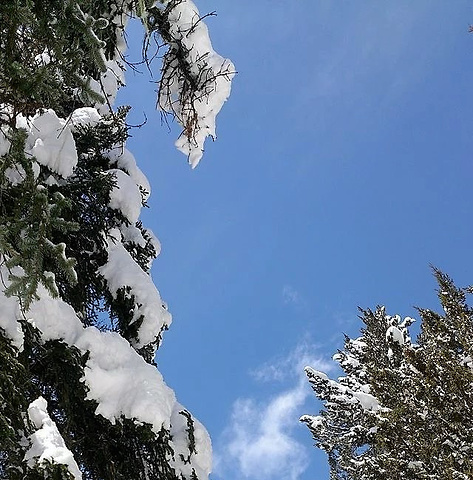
[0,1,233,478]
[302,270,473,479]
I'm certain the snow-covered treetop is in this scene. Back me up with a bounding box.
[302,271,473,479]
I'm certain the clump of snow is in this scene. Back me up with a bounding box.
[34,51,51,66]
[98,229,172,348]
[0,126,10,157]
[305,364,382,413]
[106,169,143,223]
[400,316,415,329]
[119,224,161,268]
[4,163,27,186]
[24,397,82,479]
[2,119,42,185]
[28,286,175,432]
[105,147,151,199]
[18,110,78,178]
[0,264,24,351]
[386,325,405,346]
[334,351,360,369]
[120,224,147,247]
[350,338,367,351]
[170,404,212,479]
[300,414,324,430]
[69,107,101,130]
[385,315,414,358]
[100,60,126,111]
[461,355,473,369]
[159,0,235,168]
[305,367,328,381]
[353,391,381,412]
[145,228,162,257]
[89,60,126,114]
[76,328,175,429]
[28,286,83,345]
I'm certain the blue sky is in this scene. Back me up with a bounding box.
[119,2,473,479]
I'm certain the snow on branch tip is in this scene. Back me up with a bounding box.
[143,0,235,168]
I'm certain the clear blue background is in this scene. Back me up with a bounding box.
[119,2,473,478]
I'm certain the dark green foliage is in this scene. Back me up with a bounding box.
[2,183,79,308]
[303,271,473,479]
[24,460,76,480]
[50,111,130,324]
[0,322,73,480]
[0,0,108,120]
[0,325,31,478]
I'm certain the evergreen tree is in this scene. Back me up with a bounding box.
[302,270,473,479]
[0,1,233,479]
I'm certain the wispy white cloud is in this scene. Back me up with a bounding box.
[251,339,333,383]
[217,384,308,480]
[282,285,303,306]
[213,341,334,480]
[295,2,443,119]
[282,285,311,317]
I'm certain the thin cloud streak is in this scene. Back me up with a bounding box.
[251,340,334,383]
[282,285,303,306]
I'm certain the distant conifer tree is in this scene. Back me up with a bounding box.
[302,270,473,479]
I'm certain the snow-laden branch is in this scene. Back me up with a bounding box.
[21,283,212,478]
[148,0,235,167]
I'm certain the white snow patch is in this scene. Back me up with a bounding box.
[305,366,328,381]
[4,163,27,185]
[69,107,101,130]
[105,147,151,199]
[106,169,143,223]
[27,286,175,432]
[334,352,361,369]
[24,397,82,479]
[0,127,10,157]
[101,60,126,110]
[120,224,147,247]
[0,264,24,351]
[25,110,78,178]
[145,228,162,258]
[28,289,83,345]
[98,230,171,348]
[408,461,424,470]
[76,328,175,429]
[300,414,324,430]
[34,51,51,66]
[88,60,126,115]
[353,391,380,412]
[170,403,212,479]
[386,325,405,346]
